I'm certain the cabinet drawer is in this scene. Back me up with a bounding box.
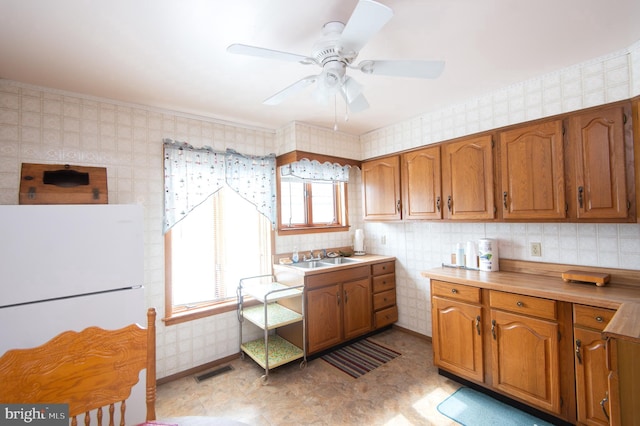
[432,280,481,304]
[573,304,615,331]
[373,289,396,310]
[305,265,369,289]
[374,305,398,328]
[372,261,395,276]
[490,291,556,320]
[372,273,395,293]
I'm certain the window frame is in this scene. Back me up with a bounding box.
[276,169,350,235]
[163,190,274,326]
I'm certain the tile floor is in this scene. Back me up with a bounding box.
[155,328,462,425]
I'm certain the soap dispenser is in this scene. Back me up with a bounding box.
[292,247,299,263]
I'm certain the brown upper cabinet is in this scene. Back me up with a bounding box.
[499,119,566,220]
[441,134,495,220]
[565,103,634,221]
[635,98,640,222]
[362,155,401,220]
[401,146,442,220]
[361,100,636,223]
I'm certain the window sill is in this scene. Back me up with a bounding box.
[163,298,259,326]
[278,225,350,235]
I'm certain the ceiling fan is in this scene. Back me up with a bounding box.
[227,0,445,114]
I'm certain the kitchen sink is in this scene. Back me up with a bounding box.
[291,260,327,269]
[288,257,360,270]
[319,257,360,265]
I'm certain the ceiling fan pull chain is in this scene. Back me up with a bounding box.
[345,100,349,122]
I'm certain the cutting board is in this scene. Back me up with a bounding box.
[562,270,611,287]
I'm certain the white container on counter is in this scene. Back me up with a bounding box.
[478,238,499,271]
[354,229,365,255]
[465,241,478,269]
[455,243,465,267]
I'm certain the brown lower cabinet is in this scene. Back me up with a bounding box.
[304,261,397,355]
[573,305,616,426]
[431,281,484,382]
[431,280,577,423]
[306,272,372,354]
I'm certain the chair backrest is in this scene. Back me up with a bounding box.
[0,307,156,426]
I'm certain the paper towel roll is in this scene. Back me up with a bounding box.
[478,238,499,271]
[354,229,365,254]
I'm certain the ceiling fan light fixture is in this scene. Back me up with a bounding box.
[320,60,346,93]
[342,76,363,104]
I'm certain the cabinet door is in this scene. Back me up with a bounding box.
[568,105,630,220]
[490,309,561,414]
[432,296,484,382]
[401,146,442,219]
[441,135,495,220]
[499,120,566,219]
[343,278,372,340]
[575,327,610,426]
[307,284,342,354]
[362,156,402,220]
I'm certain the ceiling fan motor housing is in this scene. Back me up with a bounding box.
[312,21,354,66]
[312,21,353,89]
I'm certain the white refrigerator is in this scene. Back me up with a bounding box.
[0,204,147,425]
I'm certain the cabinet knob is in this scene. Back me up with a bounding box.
[595,316,603,322]
[516,301,524,307]
[451,288,458,294]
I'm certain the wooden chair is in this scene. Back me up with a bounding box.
[0,307,157,426]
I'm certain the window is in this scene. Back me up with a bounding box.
[165,186,272,324]
[278,174,348,233]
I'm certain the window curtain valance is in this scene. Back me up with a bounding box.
[163,140,276,233]
[280,158,352,182]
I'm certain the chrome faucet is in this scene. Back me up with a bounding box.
[303,249,326,261]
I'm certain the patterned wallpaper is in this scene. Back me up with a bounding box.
[0,39,639,377]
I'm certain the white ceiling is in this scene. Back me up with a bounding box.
[1,0,639,135]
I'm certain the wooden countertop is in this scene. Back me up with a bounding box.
[274,254,396,276]
[421,259,640,343]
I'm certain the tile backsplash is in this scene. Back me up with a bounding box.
[1,39,639,378]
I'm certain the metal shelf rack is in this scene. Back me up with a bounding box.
[237,274,306,382]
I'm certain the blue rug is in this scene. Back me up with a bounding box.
[437,387,554,426]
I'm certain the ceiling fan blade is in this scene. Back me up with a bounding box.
[227,43,313,64]
[358,60,445,79]
[339,0,393,54]
[263,75,319,105]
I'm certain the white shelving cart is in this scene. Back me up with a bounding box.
[237,274,306,382]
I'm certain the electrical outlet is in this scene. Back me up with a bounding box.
[381,235,386,245]
[530,242,542,257]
